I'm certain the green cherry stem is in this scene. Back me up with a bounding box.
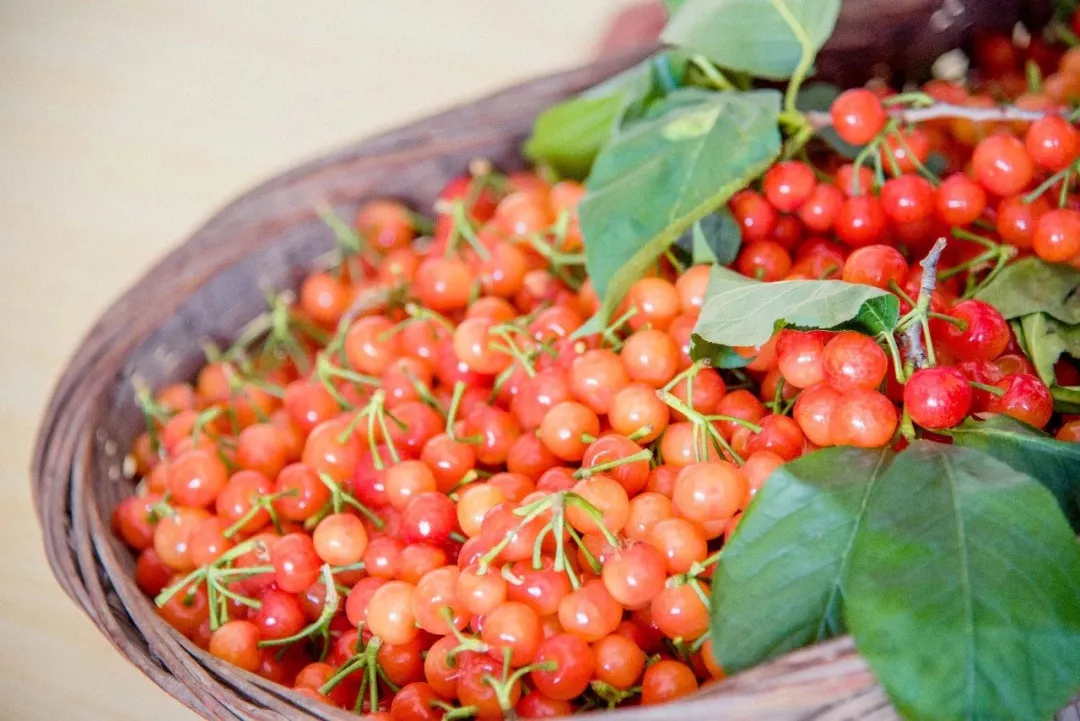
[657,389,744,465]
[258,564,339,656]
[573,448,652,480]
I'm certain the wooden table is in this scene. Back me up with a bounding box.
[0,2,637,717]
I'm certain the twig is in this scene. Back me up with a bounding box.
[807,102,1051,131]
[900,238,948,372]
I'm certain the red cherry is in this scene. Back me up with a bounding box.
[903,367,973,429]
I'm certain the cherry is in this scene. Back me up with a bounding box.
[1025,115,1080,171]
[881,174,936,224]
[937,173,987,227]
[939,299,1010,362]
[730,190,777,242]
[822,331,888,392]
[367,580,419,645]
[481,601,542,667]
[271,533,322,594]
[641,659,699,705]
[997,194,1048,249]
[830,389,898,448]
[835,195,888,247]
[904,367,973,429]
[557,580,623,642]
[736,240,793,281]
[209,620,261,673]
[793,382,841,447]
[530,633,595,701]
[830,88,887,145]
[602,542,668,609]
[312,512,368,566]
[168,448,228,509]
[842,244,908,290]
[799,183,844,232]
[539,401,600,461]
[569,349,629,416]
[988,374,1054,429]
[763,161,817,212]
[672,462,748,536]
[972,134,1034,196]
[400,491,456,545]
[1033,208,1080,263]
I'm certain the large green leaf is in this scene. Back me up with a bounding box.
[974,257,1080,323]
[845,441,1080,721]
[693,265,899,347]
[662,0,842,81]
[524,95,623,179]
[524,53,688,179]
[581,88,781,322]
[945,414,1080,532]
[711,446,891,673]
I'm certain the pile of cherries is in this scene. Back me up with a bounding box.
[114,24,1080,721]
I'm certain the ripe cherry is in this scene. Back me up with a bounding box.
[830,88,887,145]
[904,367,973,429]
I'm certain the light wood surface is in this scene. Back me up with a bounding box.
[0,3,637,718]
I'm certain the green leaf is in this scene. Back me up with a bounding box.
[1052,385,1080,413]
[852,295,901,336]
[524,52,692,180]
[974,257,1080,323]
[581,88,781,323]
[524,95,623,179]
[946,414,1080,532]
[796,82,862,159]
[844,441,1080,721]
[662,0,842,81]
[663,0,690,16]
[693,265,899,347]
[689,334,752,368]
[1019,312,1080,387]
[689,209,741,265]
[712,446,892,673]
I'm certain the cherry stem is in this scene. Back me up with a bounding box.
[316,203,376,263]
[402,368,446,415]
[258,564,339,656]
[590,679,642,709]
[491,331,537,379]
[657,389,744,465]
[446,201,491,261]
[626,424,654,442]
[223,488,297,538]
[438,703,479,720]
[970,381,1006,397]
[1024,160,1079,204]
[703,414,763,434]
[155,539,270,629]
[564,493,621,549]
[574,448,653,480]
[482,655,556,714]
[600,306,638,350]
[476,496,556,575]
[315,472,384,529]
[445,381,468,439]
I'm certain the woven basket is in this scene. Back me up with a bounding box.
[28,26,1076,721]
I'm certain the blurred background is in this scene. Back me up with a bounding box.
[0,2,639,718]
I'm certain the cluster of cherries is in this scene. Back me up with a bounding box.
[113,26,1080,721]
